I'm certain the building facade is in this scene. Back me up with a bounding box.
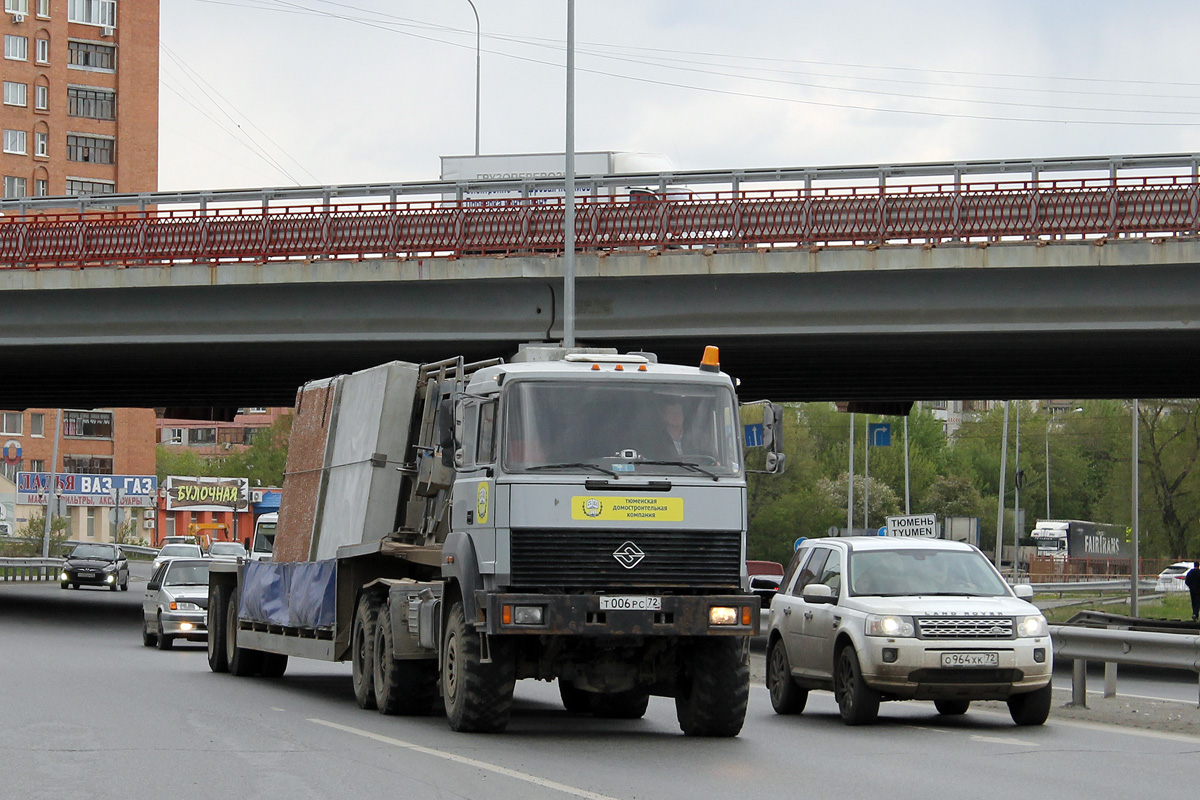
[3,407,157,542]
[1,0,158,199]
[156,408,291,459]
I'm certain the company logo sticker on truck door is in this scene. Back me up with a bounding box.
[571,496,683,521]
[476,483,489,524]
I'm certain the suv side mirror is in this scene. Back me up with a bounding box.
[1012,584,1034,600]
[801,584,837,604]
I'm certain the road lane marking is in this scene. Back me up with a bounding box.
[970,735,1038,747]
[309,719,622,800]
[1052,685,1194,705]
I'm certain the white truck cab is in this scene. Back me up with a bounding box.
[249,512,276,562]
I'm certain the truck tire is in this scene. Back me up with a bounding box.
[558,680,591,713]
[373,603,438,715]
[260,652,289,678]
[590,689,650,719]
[674,638,750,737]
[207,582,230,673]
[1007,683,1052,726]
[227,585,265,676]
[442,600,515,733]
[834,645,880,725]
[351,594,381,710]
[766,637,807,714]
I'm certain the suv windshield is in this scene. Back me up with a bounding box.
[849,548,1009,597]
[70,544,118,561]
[502,380,741,477]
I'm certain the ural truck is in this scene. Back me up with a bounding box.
[1030,519,1129,567]
[205,345,783,735]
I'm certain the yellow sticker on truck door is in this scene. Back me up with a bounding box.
[572,496,684,521]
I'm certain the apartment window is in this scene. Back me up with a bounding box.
[67,87,114,120]
[63,455,112,474]
[243,428,262,445]
[86,507,96,538]
[67,134,113,164]
[65,177,113,195]
[34,130,46,157]
[67,40,114,71]
[4,130,27,155]
[30,413,43,437]
[5,35,28,61]
[34,84,46,110]
[34,177,46,196]
[67,0,114,27]
[164,427,184,445]
[63,410,112,438]
[1,412,21,435]
[5,0,29,14]
[4,176,26,198]
[3,81,26,106]
[35,37,47,64]
[29,459,44,472]
[36,0,47,16]
[190,428,216,446]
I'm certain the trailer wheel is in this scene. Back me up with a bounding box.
[590,689,650,719]
[558,680,591,713]
[227,585,265,676]
[442,600,515,733]
[207,581,230,673]
[260,652,289,679]
[351,594,381,709]
[373,603,438,715]
[674,638,749,737]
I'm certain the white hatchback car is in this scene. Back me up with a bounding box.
[766,536,1053,726]
[1156,562,1194,593]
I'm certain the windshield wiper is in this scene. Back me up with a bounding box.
[633,460,722,480]
[525,462,618,477]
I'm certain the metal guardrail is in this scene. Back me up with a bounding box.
[1034,579,1158,593]
[0,557,63,582]
[1050,624,1200,706]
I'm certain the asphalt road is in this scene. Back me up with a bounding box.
[4,578,1200,800]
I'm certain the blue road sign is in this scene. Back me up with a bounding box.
[744,423,764,448]
[794,536,807,550]
[868,422,891,447]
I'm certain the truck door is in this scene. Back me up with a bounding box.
[452,398,498,553]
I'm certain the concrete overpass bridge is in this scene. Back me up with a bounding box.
[1,153,1199,409]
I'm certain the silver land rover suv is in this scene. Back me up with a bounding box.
[765,536,1052,726]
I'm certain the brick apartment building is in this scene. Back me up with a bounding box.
[0,407,157,542]
[2,0,158,199]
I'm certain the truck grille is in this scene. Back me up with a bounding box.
[916,617,1014,639]
[510,529,742,589]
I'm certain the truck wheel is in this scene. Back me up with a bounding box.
[558,680,591,713]
[590,689,650,719]
[834,645,880,725]
[934,699,970,716]
[674,638,750,737]
[260,652,289,678]
[442,600,515,733]
[1007,683,1052,726]
[227,586,265,676]
[766,638,807,714]
[207,582,230,673]
[373,603,438,715]
[351,595,381,710]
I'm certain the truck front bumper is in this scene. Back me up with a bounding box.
[484,593,759,637]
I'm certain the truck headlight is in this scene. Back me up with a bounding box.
[512,606,544,625]
[709,606,738,626]
[865,614,915,637]
[1017,614,1048,638]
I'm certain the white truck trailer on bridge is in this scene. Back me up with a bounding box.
[205,345,783,735]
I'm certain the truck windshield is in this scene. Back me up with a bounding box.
[502,380,741,477]
[253,522,276,554]
[849,549,1010,597]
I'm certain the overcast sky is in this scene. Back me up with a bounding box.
[159,0,1200,191]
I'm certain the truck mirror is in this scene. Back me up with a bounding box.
[763,403,785,474]
[438,398,455,467]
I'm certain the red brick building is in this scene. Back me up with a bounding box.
[1,0,158,199]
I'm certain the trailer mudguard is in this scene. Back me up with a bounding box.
[441,531,483,624]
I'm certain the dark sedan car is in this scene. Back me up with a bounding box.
[61,543,129,591]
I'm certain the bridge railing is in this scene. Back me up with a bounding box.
[2,153,1199,268]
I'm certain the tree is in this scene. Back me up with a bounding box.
[156,414,293,488]
[6,513,70,558]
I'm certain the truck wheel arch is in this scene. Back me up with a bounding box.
[441,532,484,625]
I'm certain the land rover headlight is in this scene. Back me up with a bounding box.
[865,614,914,637]
[1017,614,1048,638]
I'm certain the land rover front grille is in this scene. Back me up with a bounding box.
[916,617,1014,639]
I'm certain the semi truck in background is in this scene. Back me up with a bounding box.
[206,345,784,735]
[1030,519,1129,564]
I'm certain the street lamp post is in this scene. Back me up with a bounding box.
[465,0,480,156]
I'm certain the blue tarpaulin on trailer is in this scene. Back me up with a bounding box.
[239,559,336,629]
